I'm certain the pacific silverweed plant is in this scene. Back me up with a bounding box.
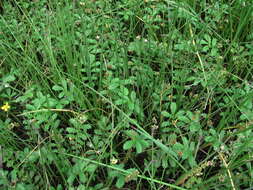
[1,0,253,189]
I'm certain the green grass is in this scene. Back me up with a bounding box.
[0,0,253,189]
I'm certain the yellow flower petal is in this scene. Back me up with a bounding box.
[1,102,10,112]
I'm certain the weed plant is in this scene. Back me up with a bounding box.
[0,0,253,189]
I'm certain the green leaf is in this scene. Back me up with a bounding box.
[212,38,217,46]
[52,85,63,91]
[115,99,126,105]
[162,157,168,168]
[108,83,119,90]
[86,164,97,173]
[189,122,201,132]
[135,141,143,153]
[204,34,211,43]
[170,102,177,114]
[116,176,125,188]
[134,102,141,115]
[130,91,136,100]
[15,89,34,102]
[140,139,150,148]
[200,39,208,45]
[182,137,188,146]
[122,87,129,96]
[188,156,196,167]
[128,102,135,111]
[2,74,15,83]
[61,80,67,90]
[67,174,75,185]
[15,184,27,190]
[109,78,120,90]
[79,173,87,183]
[161,111,171,117]
[205,136,214,142]
[66,127,77,133]
[202,46,209,52]
[173,143,183,150]
[123,140,134,150]
[168,159,176,167]
[211,48,218,56]
[182,151,189,160]
[59,92,65,98]
[178,115,190,123]
[161,121,171,127]
[28,151,40,162]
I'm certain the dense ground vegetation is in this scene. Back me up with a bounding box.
[0,0,253,189]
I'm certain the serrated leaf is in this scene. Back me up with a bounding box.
[173,143,184,150]
[15,90,34,102]
[61,80,67,90]
[128,42,137,51]
[204,34,211,43]
[123,140,134,150]
[116,176,125,188]
[89,53,96,63]
[211,48,218,56]
[161,121,171,127]
[135,141,143,153]
[2,74,15,83]
[169,159,176,167]
[28,151,40,162]
[86,164,97,173]
[69,118,78,125]
[59,92,65,98]
[128,102,135,111]
[108,83,119,90]
[189,122,201,132]
[170,102,177,114]
[52,85,63,91]
[122,87,129,96]
[115,99,125,105]
[182,137,188,146]
[188,156,196,167]
[141,139,150,147]
[182,151,188,160]
[66,127,77,133]
[130,91,136,100]
[162,158,168,168]
[178,115,190,123]
[200,39,208,45]
[161,111,171,117]
[202,46,209,52]
[212,38,217,46]
[67,174,75,185]
[134,102,141,115]
[79,173,87,183]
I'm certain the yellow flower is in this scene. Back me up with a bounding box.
[1,102,10,112]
